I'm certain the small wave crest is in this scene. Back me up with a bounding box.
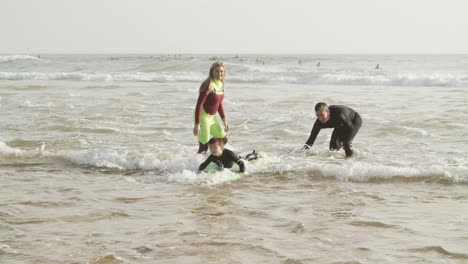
[2,142,246,185]
[303,160,468,184]
[407,246,468,259]
[0,141,23,156]
[0,55,40,62]
[317,72,467,87]
[2,54,468,87]
[3,141,467,185]
[248,150,468,184]
[349,220,397,228]
[60,148,169,171]
[59,148,244,185]
[91,254,126,264]
[1,69,467,87]
[0,71,204,83]
[168,169,242,186]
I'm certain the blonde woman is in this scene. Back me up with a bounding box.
[193,62,229,153]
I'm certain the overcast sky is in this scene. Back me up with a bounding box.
[2,0,468,54]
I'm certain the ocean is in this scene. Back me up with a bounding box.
[1,54,467,263]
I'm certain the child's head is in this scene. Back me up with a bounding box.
[208,137,227,156]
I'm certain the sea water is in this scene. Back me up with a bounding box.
[0,54,467,263]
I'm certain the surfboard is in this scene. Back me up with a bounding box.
[198,162,242,182]
[197,150,265,182]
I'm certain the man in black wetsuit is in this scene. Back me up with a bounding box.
[198,137,246,173]
[303,102,362,157]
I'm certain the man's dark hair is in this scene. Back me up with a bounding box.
[315,102,328,112]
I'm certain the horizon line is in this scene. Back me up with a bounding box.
[2,52,468,56]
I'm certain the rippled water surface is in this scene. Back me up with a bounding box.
[1,54,467,263]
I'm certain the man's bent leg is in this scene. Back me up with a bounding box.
[329,129,340,150]
[335,139,343,150]
[343,141,353,157]
[343,114,362,157]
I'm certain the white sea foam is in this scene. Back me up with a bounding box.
[0,141,22,156]
[1,60,467,87]
[317,72,467,87]
[401,126,428,136]
[2,136,466,184]
[0,55,40,62]
[0,71,204,83]
[0,71,459,87]
[318,162,446,181]
[56,145,468,183]
[59,148,164,170]
[167,169,242,186]
[255,156,468,183]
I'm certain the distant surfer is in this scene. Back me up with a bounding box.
[302,102,362,157]
[375,64,380,69]
[193,62,229,153]
[317,61,320,67]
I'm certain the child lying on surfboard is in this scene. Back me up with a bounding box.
[198,137,260,174]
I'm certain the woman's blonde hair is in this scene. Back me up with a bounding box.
[199,62,225,92]
[209,61,225,81]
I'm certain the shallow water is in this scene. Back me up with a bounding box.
[1,54,467,263]
[1,168,467,263]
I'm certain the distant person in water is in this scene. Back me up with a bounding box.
[302,102,362,157]
[317,61,320,67]
[193,62,229,153]
[375,64,380,69]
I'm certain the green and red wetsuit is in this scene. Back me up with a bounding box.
[194,79,226,153]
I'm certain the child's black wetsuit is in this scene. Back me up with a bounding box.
[305,105,362,156]
[199,149,246,173]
